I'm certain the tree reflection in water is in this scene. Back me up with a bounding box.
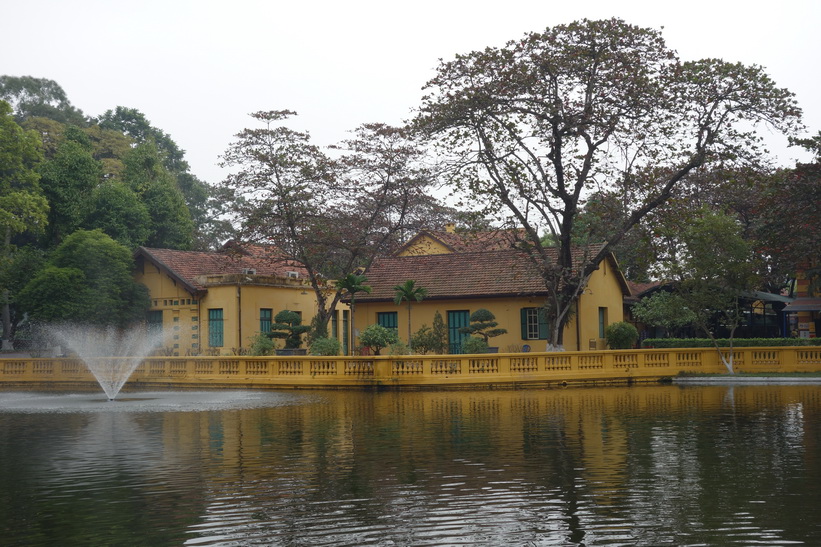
[0,385,819,545]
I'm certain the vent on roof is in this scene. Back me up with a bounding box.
[242,268,256,275]
[286,271,299,279]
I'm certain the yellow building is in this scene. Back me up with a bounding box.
[355,229,631,352]
[134,245,338,356]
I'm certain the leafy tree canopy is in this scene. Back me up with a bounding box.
[0,76,87,126]
[220,111,440,332]
[416,18,802,348]
[17,229,149,327]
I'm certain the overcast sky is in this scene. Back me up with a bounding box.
[3,0,819,184]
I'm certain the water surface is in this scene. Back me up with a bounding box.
[0,385,819,546]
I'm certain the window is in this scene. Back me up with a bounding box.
[520,308,548,340]
[260,308,272,333]
[208,308,224,347]
[377,311,398,332]
[598,307,608,338]
[147,310,163,338]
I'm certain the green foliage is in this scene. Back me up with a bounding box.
[388,341,410,356]
[0,76,87,125]
[431,310,449,354]
[306,314,330,347]
[642,338,821,348]
[309,337,341,356]
[394,279,427,346]
[605,321,639,349]
[411,312,449,354]
[38,135,101,247]
[359,324,399,355]
[461,336,489,354]
[459,308,507,342]
[268,310,310,349]
[17,229,149,327]
[393,279,427,306]
[0,100,48,245]
[631,291,698,337]
[248,333,276,356]
[123,142,193,250]
[84,181,151,249]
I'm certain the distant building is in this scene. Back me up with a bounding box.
[134,244,345,355]
[354,227,630,352]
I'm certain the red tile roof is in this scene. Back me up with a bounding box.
[360,245,630,302]
[136,245,307,293]
[357,249,544,302]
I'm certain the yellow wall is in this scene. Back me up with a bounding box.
[135,264,324,355]
[578,258,628,350]
[355,265,626,352]
[396,234,452,256]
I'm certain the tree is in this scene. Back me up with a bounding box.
[220,111,437,334]
[459,308,507,344]
[17,229,149,327]
[756,135,821,280]
[0,100,48,349]
[84,181,151,249]
[0,76,86,125]
[393,279,427,348]
[431,310,449,354]
[268,310,310,349]
[0,246,45,345]
[631,290,698,338]
[417,18,801,349]
[122,142,193,249]
[358,324,399,355]
[99,106,228,250]
[411,310,449,354]
[38,126,101,247]
[661,209,761,373]
[335,272,371,355]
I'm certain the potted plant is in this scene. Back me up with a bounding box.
[270,310,310,355]
[459,309,507,352]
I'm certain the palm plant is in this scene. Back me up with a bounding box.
[336,272,371,355]
[393,279,427,348]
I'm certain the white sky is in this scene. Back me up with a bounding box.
[3,0,819,184]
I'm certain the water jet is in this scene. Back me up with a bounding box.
[50,324,164,400]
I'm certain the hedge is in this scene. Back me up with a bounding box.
[641,338,821,349]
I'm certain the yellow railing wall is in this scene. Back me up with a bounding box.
[2,347,820,390]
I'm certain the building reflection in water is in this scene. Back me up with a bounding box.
[1,384,819,545]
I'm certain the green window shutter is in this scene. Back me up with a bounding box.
[208,308,224,347]
[520,308,528,339]
[259,308,272,333]
[377,312,398,331]
[538,308,549,340]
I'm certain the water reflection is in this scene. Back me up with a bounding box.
[1,384,820,545]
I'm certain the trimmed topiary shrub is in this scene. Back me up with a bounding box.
[605,321,639,349]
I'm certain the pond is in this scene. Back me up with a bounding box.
[0,384,819,546]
